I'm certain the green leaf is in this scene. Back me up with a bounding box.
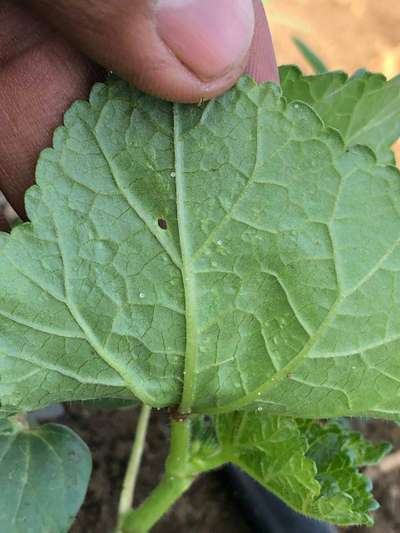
[292,38,328,74]
[0,419,91,533]
[1,76,400,419]
[189,415,221,471]
[280,65,400,163]
[81,397,139,409]
[216,412,390,526]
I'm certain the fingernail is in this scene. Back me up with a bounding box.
[155,0,255,81]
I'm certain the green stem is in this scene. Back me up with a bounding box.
[165,417,191,474]
[117,404,152,528]
[121,473,192,533]
[121,417,194,533]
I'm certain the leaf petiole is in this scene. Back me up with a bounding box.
[121,416,194,533]
[117,404,152,530]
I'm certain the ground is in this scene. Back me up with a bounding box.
[68,405,251,533]
[66,404,400,533]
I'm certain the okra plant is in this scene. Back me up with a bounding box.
[1,62,400,532]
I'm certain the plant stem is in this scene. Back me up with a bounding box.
[121,473,192,533]
[117,404,152,527]
[165,416,191,474]
[121,417,194,533]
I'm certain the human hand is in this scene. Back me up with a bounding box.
[0,0,278,223]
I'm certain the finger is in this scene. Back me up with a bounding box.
[0,208,10,233]
[246,0,279,84]
[27,0,256,103]
[0,2,102,217]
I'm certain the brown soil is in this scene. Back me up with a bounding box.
[268,0,400,79]
[66,404,400,533]
[67,405,250,533]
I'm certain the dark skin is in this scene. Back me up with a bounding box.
[0,0,278,228]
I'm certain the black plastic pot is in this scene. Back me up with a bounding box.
[222,465,337,533]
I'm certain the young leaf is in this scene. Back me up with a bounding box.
[215,413,390,526]
[189,415,221,471]
[280,65,400,163]
[1,77,400,419]
[0,419,91,533]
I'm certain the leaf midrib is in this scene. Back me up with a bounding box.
[174,104,199,414]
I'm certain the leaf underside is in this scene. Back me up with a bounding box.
[215,412,390,526]
[0,419,91,533]
[1,75,400,419]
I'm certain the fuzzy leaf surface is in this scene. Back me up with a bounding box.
[0,419,91,533]
[216,412,390,526]
[280,65,400,163]
[1,77,400,417]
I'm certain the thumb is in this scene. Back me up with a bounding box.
[28,0,277,103]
